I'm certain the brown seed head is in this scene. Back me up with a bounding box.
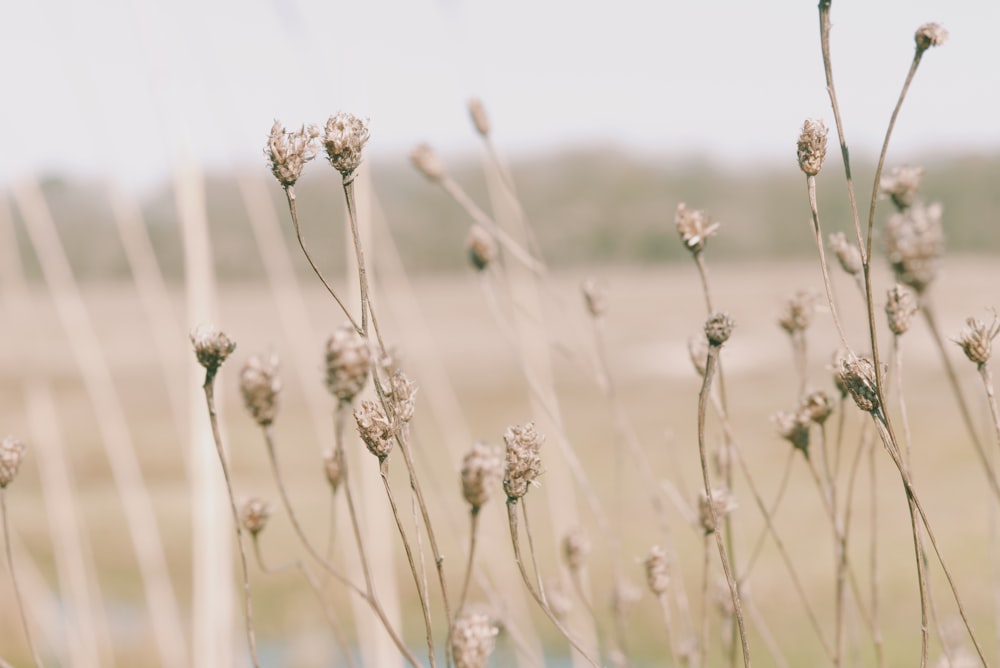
[264,120,320,188]
[410,143,447,183]
[460,441,503,511]
[772,410,811,455]
[954,314,1000,367]
[562,527,591,572]
[581,277,608,318]
[0,437,26,488]
[915,22,949,51]
[386,370,417,423]
[698,487,737,534]
[239,353,281,426]
[240,498,271,536]
[190,324,236,373]
[674,202,720,255]
[644,545,670,596]
[705,312,735,347]
[354,400,395,460]
[885,284,918,336]
[467,98,491,138]
[322,113,369,179]
[322,447,345,493]
[466,225,496,271]
[502,422,544,500]
[324,325,371,404]
[451,608,499,668]
[828,232,863,276]
[778,290,816,335]
[839,356,881,413]
[800,389,834,425]
[880,165,925,211]
[886,201,944,293]
[797,119,828,176]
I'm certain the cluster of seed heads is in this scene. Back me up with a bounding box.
[704,312,735,348]
[954,314,1000,367]
[502,422,544,500]
[0,436,26,488]
[460,441,503,512]
[322,113,370,180]
[384,370,418,423]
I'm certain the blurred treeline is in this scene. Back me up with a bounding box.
[5,148,999,281]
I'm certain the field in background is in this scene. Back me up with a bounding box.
[2,255,999,666]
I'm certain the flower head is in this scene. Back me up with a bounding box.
[323,448,345,493]
[698,487,737,534]
[705,312,735,347]
[828,232,863,276]
[325,325,371,404]
[886,201,944,293]
[467,98,491,138]
[240,498,271,536]
[466,225,496,271]
[410,143,447,183]
[264,120,319,188]
[955,313,1000,367]
[502,422,544,500]
[778,290,816,335]
[0,437,26,488]
[581,277,608,318]
[915,23,948,51]
[354,400,395,460]
[675,202,720,255]
[885,284,918,336]
[461,442,503,512]
[797,119,828,176]
[880,165,925,211]
[562,527,591,572]
[190,324,236,373]
[240,353,281,426]
[839,356,881,413]
[451,608,499,668]
[644,545,670,596]
[323,113,369,179]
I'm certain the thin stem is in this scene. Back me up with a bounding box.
[456,510,480,616]
[699,534,711,667]
[201,372,260,668]
[738,450,794,580]
[2,490,43,668]
[868,425,885,668]
[568,570,607,665]
[341,181,372,338]
[805,175,851,350]
[979,364,1000,450]
[520,500,547,608]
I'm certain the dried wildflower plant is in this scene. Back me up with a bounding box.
[460,441,503,512]
[675,202,720,255]
[778,290,817,335]
[466,225,496,271]
[190,324,236,374]
[828,232,863,276]
[704,312,735,347]
[886,284,918,336]
[886,201,944,294]
[325,324,372,404]
[502,422,544,500]
[264,120,319,188]
[954,313,1000,367]
[410,143,448,183]
[0,437,26,488]
[772,409,812,456]
[915,22,949,51]
[451,608,499,668]
[839,356,881,413]
[800,389,834,425]
[796,119,828,176]
[385,370,418,423]
[880,165,925,212]
[698,487,737,535]
[240,353,281,427]
[240,498,271,536]
[354,400,395,460]
[644,545,670,596]
[322,112,369,180]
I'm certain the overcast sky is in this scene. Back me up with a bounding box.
[1,0,997,188]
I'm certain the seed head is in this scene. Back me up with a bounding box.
[354,400,395,460]
[581,277,608,318]
[915,22,948,51]
[698,487,737,534]
[886,201,944,294]
[451,608,499,668]
[502,422,544,500]
[828,232,863,276]
[385,370,417,423]
[644,545,670,596]
[264,120,319,188]
[190,324,236,373]
[466,225,496,271]
[954,314,1000,367]
[885,284,918,336]
[323,448,345,493]
[772,410,811,456]
[839,356,881,413]
[674,202,720,255]
[467,98,491,138]
[324,325,371,404]
[240,498,271,536]
[0,437,27,488]
[239,353,281,426]
[831,349,851,398]
[562,527,591,572]
[800,389,834,425]
[705,312,735,347]
[797,119,828,176]
[778,290,816,335]
[461,441,503,512]
[880,165,925,211]
[410,143,447,183]
[322,113,369,179]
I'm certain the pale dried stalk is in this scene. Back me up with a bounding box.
[805,175,851,351]
[2,490,43,668]
[979,364,1000,451]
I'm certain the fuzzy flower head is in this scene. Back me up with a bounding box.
[800,389,834,425]
[240,498,271,536]
[778,290,816,336]
[880,165,925,212]
[325,325,372,404]
[698,487,737,534]
[0,437,26,488]
[885,284,918,336]
[385,370,418,423]
[839,356,881,413]
[264,120,319,188]
[240,353,281,426]
[562,527,591,573]
[410,143,447,183]
[772,410,812,456]
[886,201,944,293]
[644,545,670,596]
[954,313,1000,367]
[705,312,735,347]
[797,119,828,176]
[466,225,496,271]
[502,422,544,500]
[354,400,395,460]
[190,324,236,373]
[915,22,949,51]
[451,608,499,668]
[461,441,503,512]
[323,113,369,179]
[828,232,863,276]
[674,202,720,255]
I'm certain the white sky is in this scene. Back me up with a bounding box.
[1,0,997,187]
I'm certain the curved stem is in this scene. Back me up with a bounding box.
[2,490,44,668]
[805,175,851,351]
[455,510,480,616]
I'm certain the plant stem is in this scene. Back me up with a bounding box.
[2,490,43,668]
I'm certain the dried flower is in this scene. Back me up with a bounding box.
[467,98,491,138]
[581,277,607,318]
[800,389,834,425]
[324,325,372,404]
[264,120,319,188]
[239,353,281,426]
[644,545,670,596]
[502,422,544,500]
[466,225,496,271]
[885,284,918,336]
[839,356,881,413]
[562,527,591,572]
[772,410,811,455]
[698,487,737,534]
[954,314,1000,367]
[880,165,925,211]
[354,400,395,460]
[674,202,720,255]
[323,448,345,493]
[797,119,828,176]
[461,442,503,512]
[410,143,447,183]
[240,498,271,536]
[0,437,26,488]
[385,370,417,423]
[828,232,863,276]
[778,290,816,335]
[705,312,735,347]
[190,324,236,373]
[831,349,851,398]
[915,22,949,51]
[323,113,369,179]
[886,201,944,294]
[451,608,499,668]
[688,336,709,378]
